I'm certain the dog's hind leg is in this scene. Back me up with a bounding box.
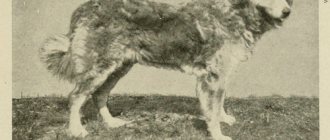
[92,62,134,128]
[67,85,89,137]
[67,61,126,137]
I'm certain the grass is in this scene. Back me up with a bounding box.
[13,95,319,140]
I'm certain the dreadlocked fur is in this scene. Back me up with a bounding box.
[39,0,292,139]
[40,0,292,82]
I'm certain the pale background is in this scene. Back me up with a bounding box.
[12,0,318,98]
[4,0,330,139]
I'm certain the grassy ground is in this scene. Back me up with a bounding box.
[13,95,319,140]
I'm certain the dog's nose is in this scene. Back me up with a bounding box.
[282,8,291,18]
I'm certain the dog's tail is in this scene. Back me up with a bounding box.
[39,35,77,82]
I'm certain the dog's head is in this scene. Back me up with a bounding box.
[231,0,293,30]
[253,0,293,27]
[252,0,292,18]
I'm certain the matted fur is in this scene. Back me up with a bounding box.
[39,0,292,139]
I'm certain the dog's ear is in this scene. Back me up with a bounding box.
[231,0,250,9]
[286,0,293,6]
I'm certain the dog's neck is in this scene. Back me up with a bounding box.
[183,0,271,43]
[229,0,278,41]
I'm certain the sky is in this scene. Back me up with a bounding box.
[12,0,318,98]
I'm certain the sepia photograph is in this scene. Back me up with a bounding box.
[10,0,319,139]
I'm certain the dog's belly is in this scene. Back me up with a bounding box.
[180,65,208,76]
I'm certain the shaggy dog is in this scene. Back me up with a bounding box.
[40,0,292,139]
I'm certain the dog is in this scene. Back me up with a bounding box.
[39,0,292,139]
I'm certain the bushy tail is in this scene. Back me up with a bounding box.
[39,35,77,82]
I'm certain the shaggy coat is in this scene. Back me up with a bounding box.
[39,0,292,139]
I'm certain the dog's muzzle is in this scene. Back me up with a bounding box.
[281,7,291,19]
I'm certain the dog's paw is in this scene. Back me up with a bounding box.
[67,127,89,137]
[210,135,232,140]
[105,118,132,128]
[220,114,236,126]
[218,135,232,140]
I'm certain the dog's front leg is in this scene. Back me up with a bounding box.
[196,73,232,140]
[219,92,236,126]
